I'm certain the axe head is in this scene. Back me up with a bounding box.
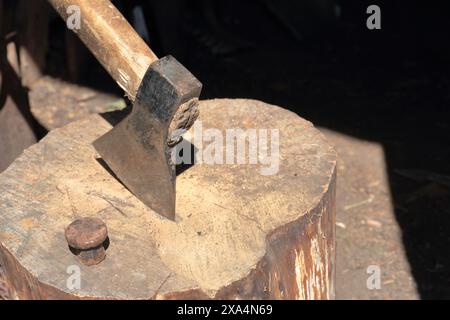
[93,56,202,220]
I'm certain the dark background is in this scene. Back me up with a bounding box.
[3,0,450,299]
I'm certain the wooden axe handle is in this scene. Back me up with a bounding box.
[48,0,158,100]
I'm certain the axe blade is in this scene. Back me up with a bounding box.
[94,56,202,220]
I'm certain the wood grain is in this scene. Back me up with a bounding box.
[0,99,336,299]
[48,0,158,100]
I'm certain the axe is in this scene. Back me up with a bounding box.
[48,0,202,220]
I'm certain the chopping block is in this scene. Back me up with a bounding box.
[0,99,336,300]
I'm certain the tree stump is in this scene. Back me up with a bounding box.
[0,99,336,300]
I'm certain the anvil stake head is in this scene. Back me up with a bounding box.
[93,56,202,220]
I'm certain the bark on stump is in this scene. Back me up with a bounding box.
[0,99,337,300]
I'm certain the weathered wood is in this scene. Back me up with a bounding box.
[0,95,37,172]
[0,5,38,172]
[0,99,336,299]
[29,76,124,130]
[18,0,50,88]
[48,0,158,100]
[65,29,90,83]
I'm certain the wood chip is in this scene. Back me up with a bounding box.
[336,222,346,229]
[366,219,382,228]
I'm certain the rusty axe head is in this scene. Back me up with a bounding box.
[93,56,202,220]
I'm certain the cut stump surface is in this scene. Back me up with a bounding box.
[0,99,336,299]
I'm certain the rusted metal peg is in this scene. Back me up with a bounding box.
[65,217,108,266]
